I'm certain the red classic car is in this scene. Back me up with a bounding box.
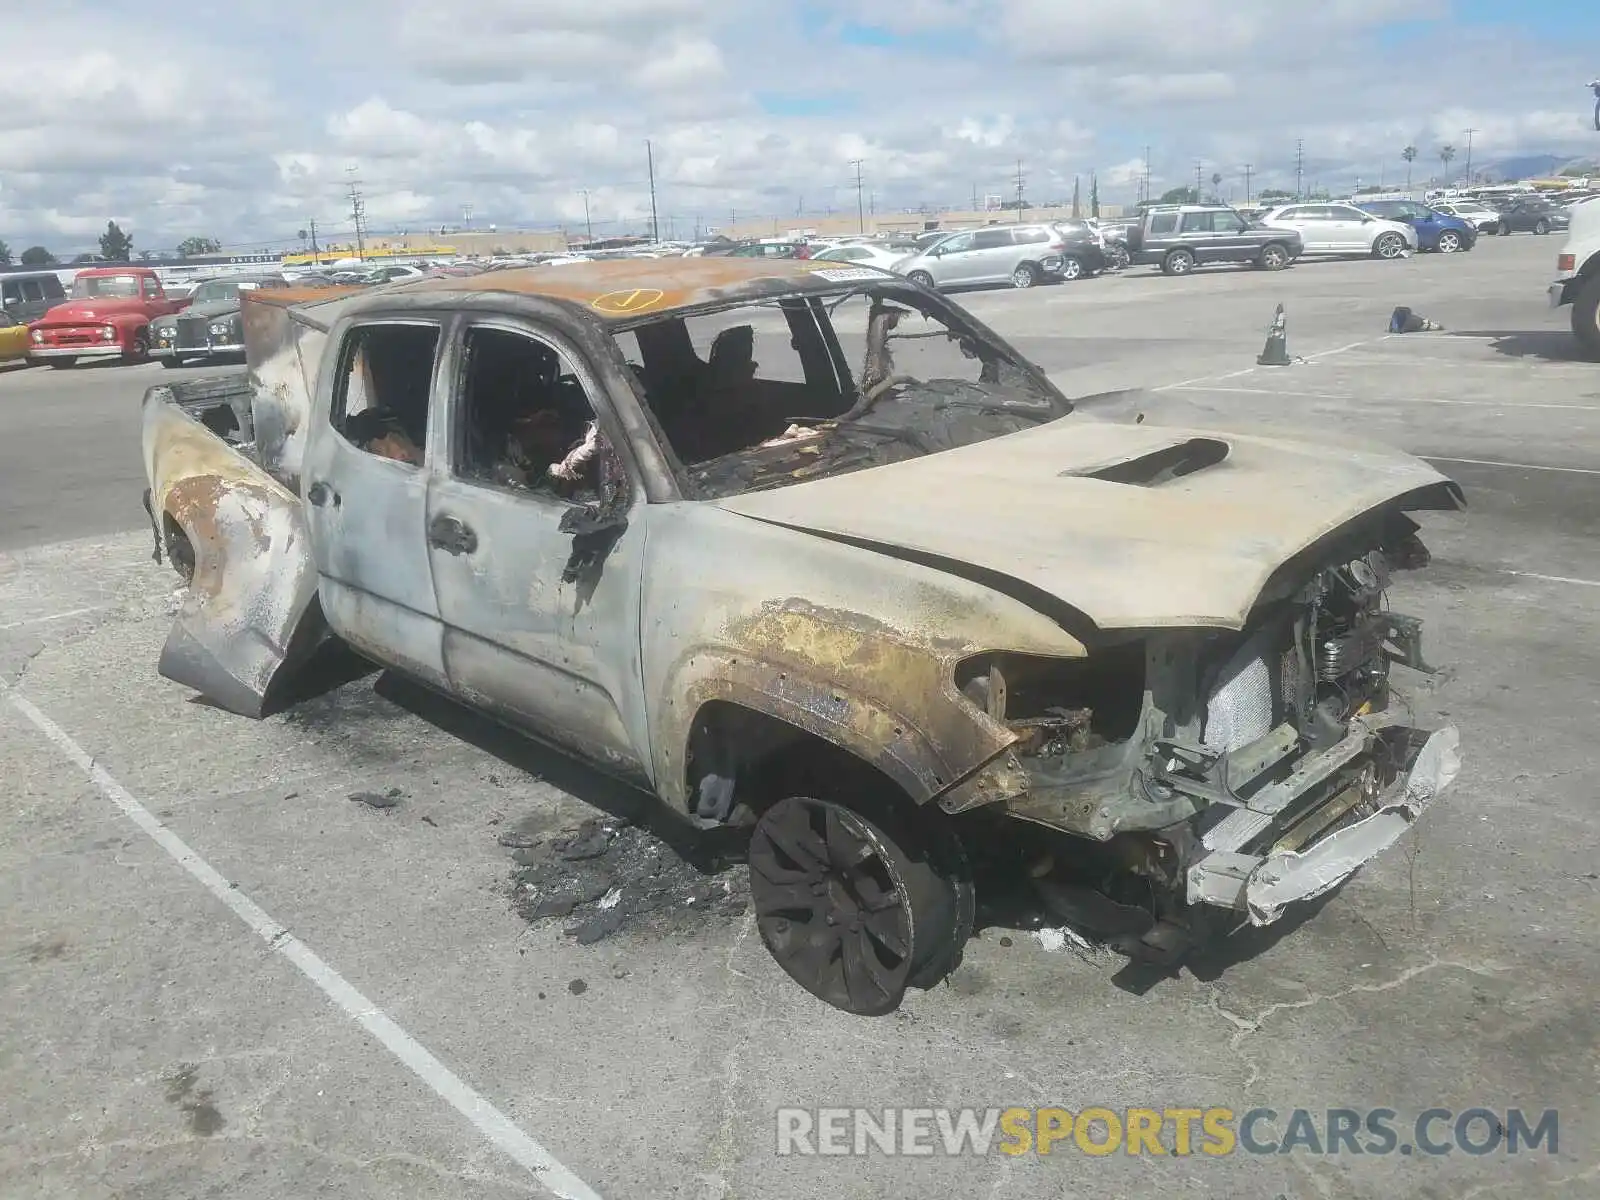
[28,267,189,367]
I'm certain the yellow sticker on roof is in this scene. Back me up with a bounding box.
[592,288,665,314]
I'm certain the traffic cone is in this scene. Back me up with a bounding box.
[1257,304,1290,366]
[1389,306,1445,333]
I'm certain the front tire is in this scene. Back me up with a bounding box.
[749,791,971,1016]
[1436,231,1462,254]
[1572,273,1600,360]
[1373,232,1406,259]
[46,357,77,369]
[1011,261,1040,289]
[1534,219,1550,235]
[1499,221,1512,236]
[1161,248,1196,276]
[907,270,936,291]
[1056,255,1083,282]
[160,356,184,369]
[123,331,149,363]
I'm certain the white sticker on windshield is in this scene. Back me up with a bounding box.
[808,267,887,281]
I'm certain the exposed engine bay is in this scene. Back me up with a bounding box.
[955,514,1454,957]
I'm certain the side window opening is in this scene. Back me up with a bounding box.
[20,280,42,303]
[614,301,847,465]
[333,323,439,466]
[456,325,624,509]
[1149,213,1178,234]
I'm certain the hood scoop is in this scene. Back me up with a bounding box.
[1063,436,1230,486]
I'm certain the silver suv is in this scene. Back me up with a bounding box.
[897,224,1078,290]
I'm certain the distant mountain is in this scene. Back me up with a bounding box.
[1476,153,1597,181]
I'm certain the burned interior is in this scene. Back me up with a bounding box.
[610,283,1070,498]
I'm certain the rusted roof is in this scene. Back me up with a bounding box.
[399,257,887,321]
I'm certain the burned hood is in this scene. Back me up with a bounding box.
[712,418,1462,632]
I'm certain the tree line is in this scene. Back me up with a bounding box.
[0,223,224,268]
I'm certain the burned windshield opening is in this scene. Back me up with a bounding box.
[613,285,1068,500]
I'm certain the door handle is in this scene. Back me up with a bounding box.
[428,515,478,556]
[307,481,339,507]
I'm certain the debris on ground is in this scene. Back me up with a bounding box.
[1389,306,1444,333]
[507,817,748,944]
[349,787,404,809]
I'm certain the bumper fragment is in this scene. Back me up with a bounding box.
[30,345,122,360]
[1187,724,1461,925]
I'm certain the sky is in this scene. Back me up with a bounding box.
[3,0,1600,254]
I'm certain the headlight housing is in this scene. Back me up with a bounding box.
[31,329,43,343]
[101,326,116,341]
[209,322,231,336]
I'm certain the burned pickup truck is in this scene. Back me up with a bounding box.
[141,259,1463,1014]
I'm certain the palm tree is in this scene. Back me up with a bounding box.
[1439,144,1456,183]
[1402,145,1418,190]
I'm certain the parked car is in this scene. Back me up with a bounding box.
[898,223,1105,290]
[27,266,189,367]
[150,274,295,368]
[808,243,906,271]
[0,311,31,363]
[702,239,812,260]
[1128,205,1302,275]
[1353,200,1477,253]
[0,269,68,323]
[1258,203,1417,259]
[1548,197,1600,357]
[1488,196,1569,236]
[140,256,1462,1014]
[1430,200,1503,234]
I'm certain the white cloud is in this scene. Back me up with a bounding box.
[0,0,1596,253]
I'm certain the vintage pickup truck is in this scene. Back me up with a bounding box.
[29,265,188,366]
[141,259,1464,1014]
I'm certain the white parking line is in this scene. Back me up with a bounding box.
[1424,455,1600,476]
[1151,336,1383,393]
[0,680,602,1200]
[1502,570,1600,588]
[1171,385,1600,411]
[0,606,109,632]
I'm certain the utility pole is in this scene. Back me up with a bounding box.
[1142,145,1152,204]
[580,190,592,242]
[1295,139,1305,200]
[346,168,366,261]
[1242,164,1254,204]
[1014,158,1024,221]
[1194,158,1203,200]
[971,182,978,212]
[307,217,319,259]
[462,204,473,230]
[850,159,865,233]
[646,140,659,243]
[1463,128,1477,185]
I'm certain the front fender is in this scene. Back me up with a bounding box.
[144,391,321,716]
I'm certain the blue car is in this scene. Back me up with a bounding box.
[1354,200,1477,253]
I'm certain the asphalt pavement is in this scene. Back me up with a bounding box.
[2,236,1597,1199]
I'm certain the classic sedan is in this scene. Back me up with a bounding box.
[150,274,293,368]
[1258,203,1417,258]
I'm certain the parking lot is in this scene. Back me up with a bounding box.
[2,234,1596,1199]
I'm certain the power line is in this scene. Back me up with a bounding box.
[849,159,865,233]
[345,168,367,262]
[646,140,659,243]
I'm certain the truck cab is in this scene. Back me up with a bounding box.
[1548,196,1600,357]
[28,266,188,367]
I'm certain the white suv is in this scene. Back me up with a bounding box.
[1548,196,1600,357]
[1258,203,1417,259]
